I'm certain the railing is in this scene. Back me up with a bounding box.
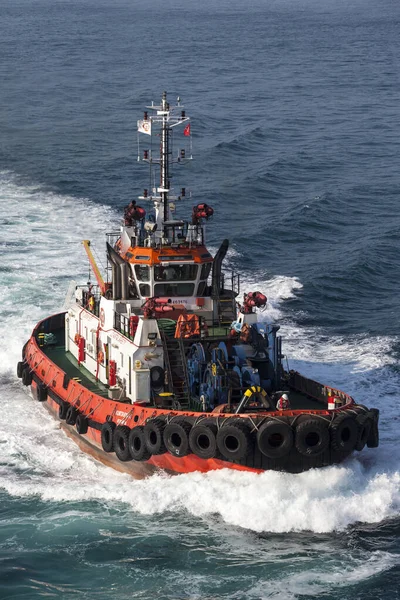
[286,370,353,406]
[80,286,101,318]
[114,312,136,340]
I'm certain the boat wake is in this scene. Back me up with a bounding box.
[1,173,399,535]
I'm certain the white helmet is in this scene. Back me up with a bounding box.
[282,393,289,400]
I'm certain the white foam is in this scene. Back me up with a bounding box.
[1,173,399,536]
[0,172,117,372]
[245,550,400,599]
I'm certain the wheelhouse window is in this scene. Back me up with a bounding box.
[200,263,212,280]
[135,265,150,281]
[154,283,195,297]
[197,281,207,296]
[154,264,198,282]
[139,284,150,297]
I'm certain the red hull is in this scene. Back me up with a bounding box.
[21,319,378,478]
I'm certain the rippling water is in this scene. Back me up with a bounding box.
[1,0,400,598]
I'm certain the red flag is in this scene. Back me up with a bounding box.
[183,123,191,136]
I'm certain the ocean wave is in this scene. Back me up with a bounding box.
[0,174,399,535]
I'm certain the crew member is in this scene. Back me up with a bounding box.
[276,393,291,410]
[163,266,177,281]
[124,200,137,226]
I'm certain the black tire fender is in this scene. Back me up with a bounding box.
[163,419,192,457]
[22,368,32,386]
[330,413,358,454]
[355,413,373,451]
[36,383,48,402]
[17,361,25,379]
[295,418,330,457]
[144,418,166,455]
[66,405,78,425]
[75,413,89,435]
[367,408,379,448]
[257,419,294,459]
[101,421,116,453]
[129,426,151,461]
[58,401,69,420]
[114,426,132,462]
[189,419,219,460]
[216,418,254,461]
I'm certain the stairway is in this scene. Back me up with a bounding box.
[162,336,191,408]
[217,294,237,326]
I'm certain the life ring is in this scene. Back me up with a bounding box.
[189,419,219,459]
[330,413,358,454]
[97,351,104,364]
[88,296,95,311]
[295,418,330,457]
[257,419,294,459]
[163,419,192,457]
[101,421,116,453]
[216,419,253,461]
[99,308,105,327]
[114,426,132,462]
[128,426,151,461]
[144,418,167,455]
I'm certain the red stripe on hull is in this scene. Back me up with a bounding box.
[23,332,355,478]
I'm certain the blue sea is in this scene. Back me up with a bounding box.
[1,0,399,598]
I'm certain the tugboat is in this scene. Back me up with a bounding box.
[18,93,379,477]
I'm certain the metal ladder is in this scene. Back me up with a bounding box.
[161,335,191,408]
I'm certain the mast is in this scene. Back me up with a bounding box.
[137,92,192,244]
[160,91,169,226]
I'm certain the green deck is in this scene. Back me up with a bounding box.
[42,342,109,398]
